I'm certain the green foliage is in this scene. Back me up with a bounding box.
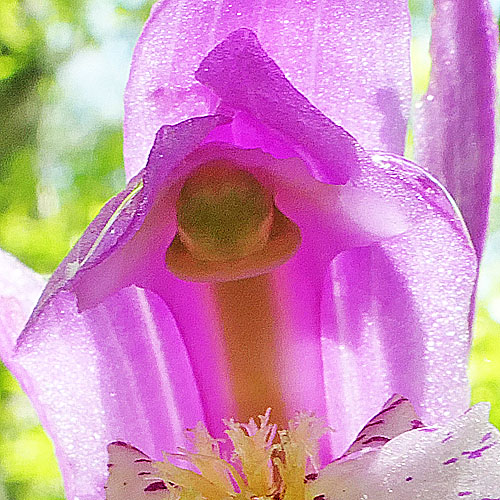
[471,306,500,426]
[0,370,63,500]
[0,1,152,497]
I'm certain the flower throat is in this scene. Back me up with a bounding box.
[165,160,303,427]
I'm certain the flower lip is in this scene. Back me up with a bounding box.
[105,400,500,500]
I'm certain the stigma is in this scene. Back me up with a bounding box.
[176,161,274,262]
[165,159,301,282]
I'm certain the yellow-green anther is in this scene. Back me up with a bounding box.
[176,161,274,262]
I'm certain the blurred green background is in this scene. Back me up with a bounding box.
[0,0,498,498]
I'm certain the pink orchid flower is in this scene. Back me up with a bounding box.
[0,1,497,499]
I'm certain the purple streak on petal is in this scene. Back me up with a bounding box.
[321,154,476,456]
[411,420,425,429]
[15,286,204,500]
[340,395,423,459]
[462,442,497,459]
[363,436,390,445]
[482,432,493,443]
[144,482,168,492]
[124,0,411,179]
[442,433,454,443]
[0,250,45,361]
[414,0,498,257]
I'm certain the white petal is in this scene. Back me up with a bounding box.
[342,394,424,459]
[105,442,169,499]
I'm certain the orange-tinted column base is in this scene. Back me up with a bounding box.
[214,274,287,427]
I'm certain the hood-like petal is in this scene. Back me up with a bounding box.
[194,28,362,185]
[414,0,497,257]
[124,0,412,180]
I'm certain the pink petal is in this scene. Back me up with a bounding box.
[124,0,411,180]
[322,153,477,456]
[13,119,221,500]
[68,140,404,442]
[24,114,227,330]
[414,0,498,257]
[15,286,204,500]
[0,249,45,361]
[174,30,477,457]
[195,28,361,185]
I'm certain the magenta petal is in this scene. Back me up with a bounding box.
[0,249,45,362]
[414,0,497,257]
[182,34,475,455]
[195,28,360,185]
[14,286,204,500]
[322,153,477,456]
[12,118,225,500]
[124,0,411,179]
